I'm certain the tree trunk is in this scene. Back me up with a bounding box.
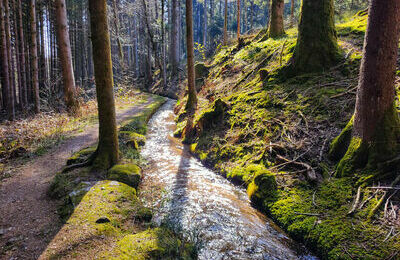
[268,0,284,38]
[15,0,26,108]
[170,0,179,80]
[203,0,207,48]
[161,0,167,88]
[30,0,39,113]
[223,0,227,45]
[288,0,339,74]
[0,0,13,120]
[112,0,124,69]
[331,0,400,177]
[88,0,119,170]
[55,0,79,115]
[290,0,295,27]
[237,0,240,40]
[185,0,197,112]
[4,0,15,118]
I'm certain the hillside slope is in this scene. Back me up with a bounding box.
[176,12,400,259]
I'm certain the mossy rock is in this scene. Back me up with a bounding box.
[194,62,210,80]
[247,171,278,207]
[108,227,196,260]
[119,131,146,150]
[194,98,229,133]
[66,146,97,165]
[42,181,138,259]
[107,164,142,189]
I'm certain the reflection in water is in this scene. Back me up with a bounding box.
[141,100,317,260]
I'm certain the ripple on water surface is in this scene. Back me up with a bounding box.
[141,100,317,260]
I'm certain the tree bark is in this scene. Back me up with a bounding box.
[203,0,208,48]
[30,0,39,113]
[223,0,227,45]
[112,0,124,69]
[0,0,13,120]
[161,0,167,88]
[287,0,339,74]
[185,0,197,112]
[55,0,79,115]
[237,0,240,40]
[4,0,15,118]
[88,0,119,170]
[268,0,284,38]
[170,0,179,80]
[332,0,400,177]
[290,0,295,27]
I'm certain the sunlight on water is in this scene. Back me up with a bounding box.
[142,100,318,260]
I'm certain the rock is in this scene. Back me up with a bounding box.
[247,171,278,206]
[195,62,210,80]
[95,217,111,224]
[107,164,142,189]
[119,131,146,150]
[68,181,95,207]
[66,146,97,165]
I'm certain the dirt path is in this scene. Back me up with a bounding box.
[0,100,153,260]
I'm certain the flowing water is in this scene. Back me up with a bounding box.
[141,100,317,260]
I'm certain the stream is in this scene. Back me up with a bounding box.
[141,100,317,260]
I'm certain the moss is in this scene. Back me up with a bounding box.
[329,116,354,161]
[119,131,146,150]
[107,164,142,189]
[247,170,278,207]
[194,62,210,79]
[108,227,196,260]
[66,146,97,165]
[228,163,267,184]
[42,181,138,258]
[135,207,153,222]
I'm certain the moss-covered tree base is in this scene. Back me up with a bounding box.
[333,108,400,178]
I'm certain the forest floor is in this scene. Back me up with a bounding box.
[0,92,156,259]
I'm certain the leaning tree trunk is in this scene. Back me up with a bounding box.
[330,0,400,177]
[88,0,119,170]
[55,0,80,115]
[268,0,284,38]
[288,0,339,74]
[185,0,197,112]
[30,0,40,113]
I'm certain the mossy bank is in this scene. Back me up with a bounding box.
[177,12,400,259]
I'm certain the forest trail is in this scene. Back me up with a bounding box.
[0,98,154,260]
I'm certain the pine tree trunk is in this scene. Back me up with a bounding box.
[290,0,295,27]
[223,0,227,45]
[88,0,119,170]
[331,0,400,177]
[55,0,79,115]
[170,0,179,80]
[237,0,240,40]
[16,0,27,107]
[4,0,15,118]
[268,0,284,38]
[112,0,124,69]
[288,0,339,74]
[161,0,167,88]
[0,0,13,120]
[203,0,207,48]
[30,0,39,113]
[185,0,197,112]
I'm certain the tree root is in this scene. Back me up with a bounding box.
[62,150,97,173]
[348,186,362,215]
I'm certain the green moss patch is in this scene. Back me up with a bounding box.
[107,164,141,189]
[107,227,196,260]
[66,145,97,165]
